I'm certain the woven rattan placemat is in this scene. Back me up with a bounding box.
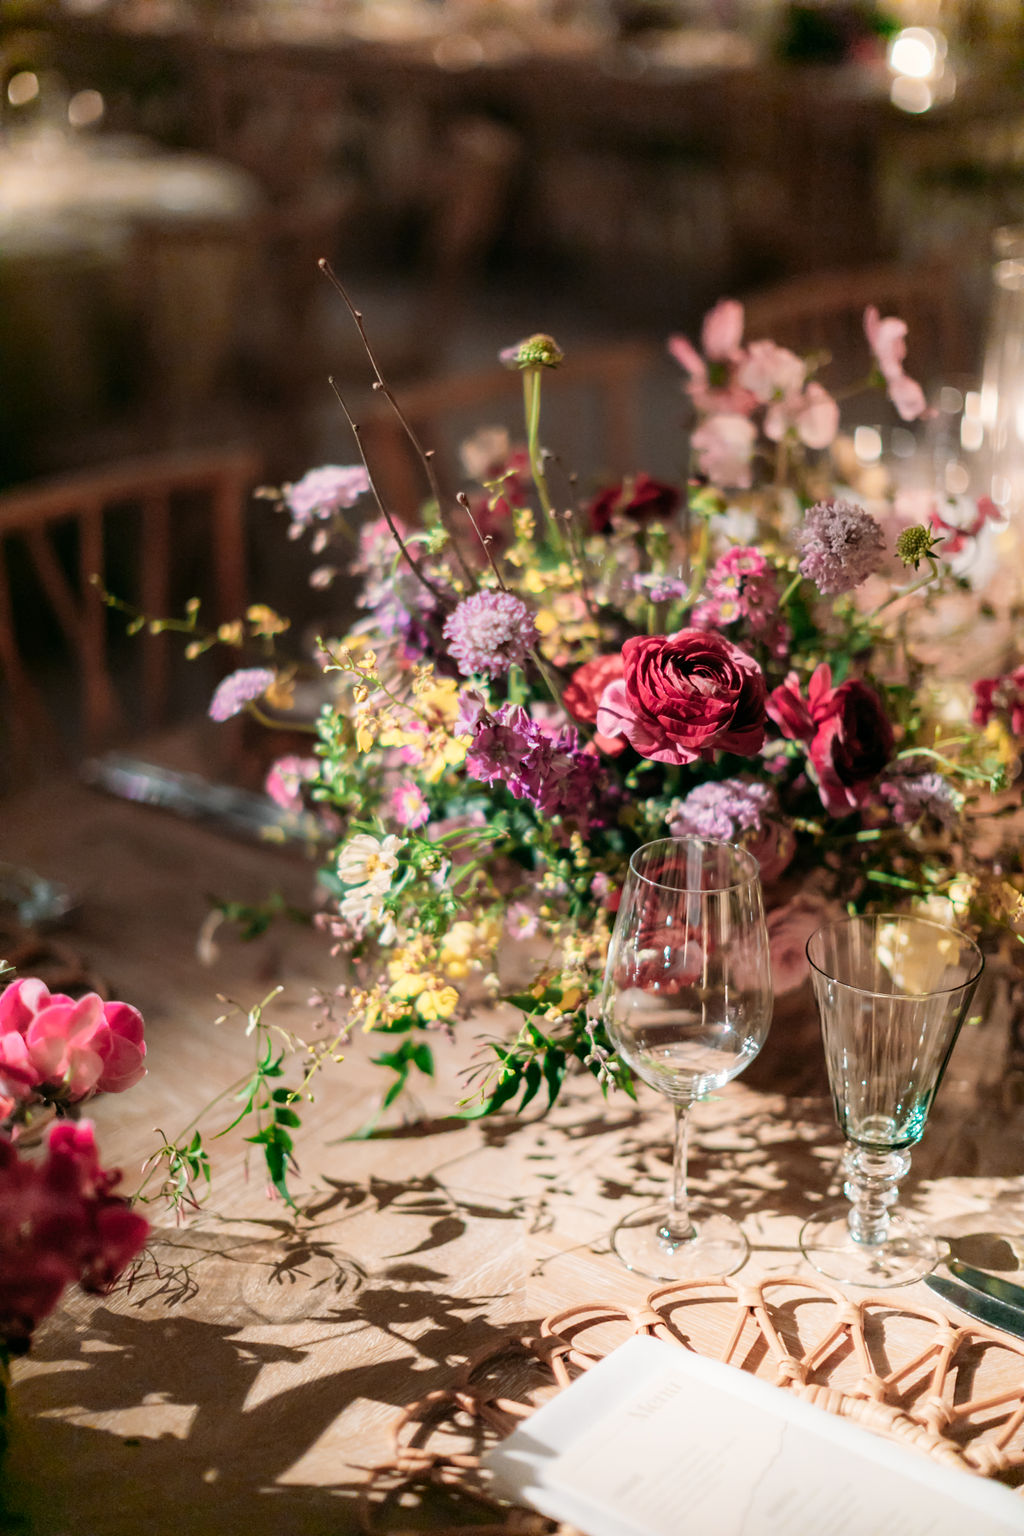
[360,1274,1024,1533]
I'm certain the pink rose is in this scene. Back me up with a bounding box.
[767,663,894,816]
[596,630,767,766]
[0,978,146,1108]
[564,653,627,755]
[690,414,758,489]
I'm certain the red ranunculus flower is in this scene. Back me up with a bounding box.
[767,663,894,816]
[587,473,681,533]
[595,630,767,766]
[564,653,627,755]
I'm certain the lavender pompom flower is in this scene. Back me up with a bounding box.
[798,498,886,595]
[879,771,963,828]
[284,465,370,538]
[444,590,539,679]
[208,667,276,722]
[667,777,795,883]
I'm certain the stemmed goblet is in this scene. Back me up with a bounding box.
[800,913,984,1287]
[600,837,773,1280]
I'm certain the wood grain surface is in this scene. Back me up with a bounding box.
[3,771,1024,1534]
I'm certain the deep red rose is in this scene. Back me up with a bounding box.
[587,473,681,533]
[767,663,893,816]
[596,629,767,766]
[564,654,627,755]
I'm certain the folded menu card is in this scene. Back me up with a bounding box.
[485,1335,1024,1536]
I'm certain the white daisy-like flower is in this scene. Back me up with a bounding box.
[336,832,404,891]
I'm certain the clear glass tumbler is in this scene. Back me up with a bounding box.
[800,912,983,1286]
[600,837,773,1280]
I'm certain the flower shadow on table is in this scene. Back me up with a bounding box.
[5,1282,532,1536]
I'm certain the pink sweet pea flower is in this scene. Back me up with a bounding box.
[864,306,929,422]
[736,340,806,404]
[766,381,840,450]
[690,414,757,489]
[701,298,745,360]
[0,978,146,1108]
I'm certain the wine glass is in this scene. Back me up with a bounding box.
[800,913,984,1287]
[600,836,773,1280]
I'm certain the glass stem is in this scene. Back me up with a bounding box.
[843,1144,911,1246]
[662,1101,697,1245]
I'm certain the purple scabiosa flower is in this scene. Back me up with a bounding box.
[443,590,539,679]
[668,777,795,884]
[630,573,690,603]
[284,465,370,537]
[879,771,962,828]
[208,667,276,722]
[797,499,886,596]
[463,702,612,832]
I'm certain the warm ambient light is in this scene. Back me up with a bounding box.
[68,89,105,128]
[6,71,39,107]
[887,26,953,115]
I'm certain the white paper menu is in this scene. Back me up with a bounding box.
[484,1335,1024,1536]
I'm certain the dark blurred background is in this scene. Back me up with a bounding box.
[2,0,1022,490]
[0,0,1021,782]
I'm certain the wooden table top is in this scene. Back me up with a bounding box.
[4,770,1024,1534]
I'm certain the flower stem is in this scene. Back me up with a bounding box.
[779,570,803,607]
[523,367,561,548]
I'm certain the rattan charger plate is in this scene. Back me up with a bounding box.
[360,1273,1024,1534]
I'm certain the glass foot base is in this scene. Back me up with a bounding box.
[611,1202,749,1281]
[799,1203,942,1287]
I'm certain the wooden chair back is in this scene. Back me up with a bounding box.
[0,446,259,782]
[740,260,971,391]
[357,338,668,516]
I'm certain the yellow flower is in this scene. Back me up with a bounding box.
[389,972,460,1021]
[439,918,500,979]
[247,604,290,637]
[216,620,244,647]
[264,673,295,711]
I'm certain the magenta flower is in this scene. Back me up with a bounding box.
[767,663,894,817]
[443,590,538,678]
[265,755,319,812]
[283,465,370,536]
[389,780,430,830]
[463,702,609,831]
[691,546,788,653]
[208,667,276,722]
[863,307,928,422]
[798,499,886,595]
[0,1120,149,1353]
[0,978,146,1114]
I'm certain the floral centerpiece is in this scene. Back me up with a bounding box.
[110,273,1024,1187]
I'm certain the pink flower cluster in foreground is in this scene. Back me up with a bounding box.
[0,978,146,1119]
[0,1121,149,1353]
